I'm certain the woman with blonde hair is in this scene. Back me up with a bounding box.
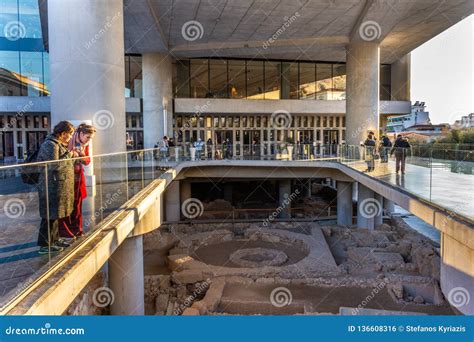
[58,123,96,239]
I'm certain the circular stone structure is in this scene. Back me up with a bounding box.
[229,247,288,268]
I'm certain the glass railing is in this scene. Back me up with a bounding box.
[0,148,174,310]
[338,144,473,220]
[0,142,472,311]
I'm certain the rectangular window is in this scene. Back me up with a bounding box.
[42,115,48,128]
[264,61,280,99]
[242,116,247,127]
[20,51,45,96]
[316,64,332,100]
[129,55,142,98]
[228,60,246,99]
[220,116,225,128]
[209,59,227,98]
[0,51,21,96]
[246,61,264,99]
[175,60,190,98]
[227,116,233,128]
[17,131,22,143]
[234,117,240,128]
[299,63,315,99]
[332,64,346,100]
[34,116,39,128]
[190,59,209,98]
[206,116,212,128]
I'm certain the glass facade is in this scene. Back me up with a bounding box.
[174,58,387,100]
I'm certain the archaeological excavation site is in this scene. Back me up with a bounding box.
[135,180,456,317]
[63,179,460,316]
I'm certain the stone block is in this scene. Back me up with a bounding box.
[172,270,205,284]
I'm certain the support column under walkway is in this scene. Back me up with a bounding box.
[337,181,353,226]
[109,235,145,315]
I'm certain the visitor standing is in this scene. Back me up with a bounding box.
[58,123,96,239]
[363,133,376,172]
[390,134,411,174]
[36,121,76,254]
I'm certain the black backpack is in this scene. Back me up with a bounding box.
[21,149,40,184]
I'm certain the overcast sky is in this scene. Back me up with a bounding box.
[411,14,473,124]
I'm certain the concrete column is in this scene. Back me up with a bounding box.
[180,180,191,204]
[278,179,291,218]
[109,235,144,315]
[337,181,353,226]
[165,180,180,222]
[305,179,312,198]
[143,53,173,148]
[374,193,383,227]
[384,198,395,216]
[391,54,411,101]
[345,41,380,145]
[357,183,375,230]
[48,0,126,155]
[223,183,233,203]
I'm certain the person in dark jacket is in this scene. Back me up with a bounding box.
[390,134,411,174]
[363,133,376,172]
[58,123,96,239]
[36,121,77,254]
[380,135,392,163]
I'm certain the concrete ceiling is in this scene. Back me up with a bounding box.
[124,0,473,63]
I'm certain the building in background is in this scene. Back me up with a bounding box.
[1,0,470,162]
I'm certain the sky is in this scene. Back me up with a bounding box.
[411,14,473,124]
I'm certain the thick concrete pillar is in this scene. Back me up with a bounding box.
[374,193,383,227]
[48,0,126,155]
[391,54,411,101]
[357,183,375,230]
[109,235,144,315]
[345,41,380,145]
[180,181,191,204]
[384,198,395,216]
[337,181,353,226]
[278,179,291,218]
[165,181,180,222]
[143,53,173,148]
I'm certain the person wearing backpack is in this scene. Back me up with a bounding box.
[390,134,411,174]
[58,123,96,240]
[36,121,78,254]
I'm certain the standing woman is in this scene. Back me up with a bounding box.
[37,121,76,254]
[59,123,96,239]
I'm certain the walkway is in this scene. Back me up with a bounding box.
[345,158,474,220]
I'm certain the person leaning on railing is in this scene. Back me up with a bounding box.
[58,123,96,240]
[36,121,80,254]
[390,134,411,174]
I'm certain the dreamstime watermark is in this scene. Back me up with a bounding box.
[270,287,293,307]
[359,198,382,219]
[3,198,26,219]
[447,287,470,308]
[270,110,292,129]
[92,110,115,130]
[92,286,115,308]
[84,11,122,49]
[174,279,211,315]
[181,20,204,41]
[358,20,381,41]
[5,323,85,336]
[262,12,301,49]
[263,189,300,227]
[351,281,386,314]
[83,189,122,228]
[181,198,204,219]
[3,21,26,41]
